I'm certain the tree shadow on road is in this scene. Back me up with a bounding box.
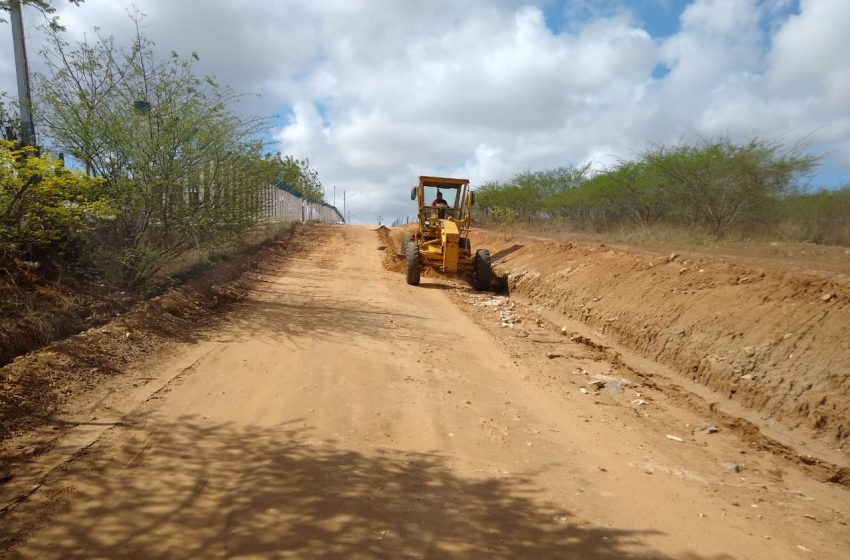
[216,293,427,347]
[2,415,733,560]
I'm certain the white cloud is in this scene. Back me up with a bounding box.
[2,0,849,222]
[767,0,850,93]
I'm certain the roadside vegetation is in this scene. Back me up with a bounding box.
[2,15,323,287]
[476,138,850,246]
[1,12,323,362]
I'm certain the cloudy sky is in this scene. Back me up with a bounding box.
[2,0,849,223]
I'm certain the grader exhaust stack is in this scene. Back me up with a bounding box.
[402,176,492,290]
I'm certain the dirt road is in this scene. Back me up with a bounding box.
[1,225,848,559]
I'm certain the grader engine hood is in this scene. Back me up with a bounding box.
[441,219,460,272]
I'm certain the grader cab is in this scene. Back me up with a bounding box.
[402,176,492,290]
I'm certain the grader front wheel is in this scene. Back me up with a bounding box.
[398,233,412,257]
[473,248,492,291]
[406,242,421,286]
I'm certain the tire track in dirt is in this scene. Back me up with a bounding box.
[1,225,848,559]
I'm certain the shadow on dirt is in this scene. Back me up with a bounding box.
[219,297,426,347]
[1,415,732,559]
[416,283,454,291]
[490,244,524,261]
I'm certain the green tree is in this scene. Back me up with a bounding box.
[477,166,590,222]
[642,138,817,236]
[551,162,667,229]
[263,153,324,202]
[33,16,273,283]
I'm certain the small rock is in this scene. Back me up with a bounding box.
[377,245,387,251]
[579,388,589,395]
[740,373,754,380]
[821,293,835,302]
[587,380,606,390]
[606,380,625,394]
[560,327,568,335]
[702,425,719,434]
[722,462,742,473]
[666,434,685,443]
[631,399,649,406]
[546,352,564,359]
[667,252,679,262]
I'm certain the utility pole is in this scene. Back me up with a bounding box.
[342,190,361,226]
[10,1,36,145]
[377,216,382,226]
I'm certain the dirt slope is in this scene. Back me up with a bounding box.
[471,230,850,460]
[1,225,848,559]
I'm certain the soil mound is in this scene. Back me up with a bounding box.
[472,231,850,456]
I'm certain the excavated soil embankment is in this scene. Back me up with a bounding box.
[471,231,849,461]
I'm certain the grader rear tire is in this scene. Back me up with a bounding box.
[406,242,421,286]
[473,248,492,291]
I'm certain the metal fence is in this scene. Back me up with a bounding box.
[265,181,344,224]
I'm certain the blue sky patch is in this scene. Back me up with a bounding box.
[542,0,691,37]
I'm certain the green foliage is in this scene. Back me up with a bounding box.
[0,139,107,268]
[0,0,83,32]
[476,165,590,222]
[262,153,324,202]
[31,16,318,284]
[640,138,817,236]
[775,186,850,245]
[476,137,835,242]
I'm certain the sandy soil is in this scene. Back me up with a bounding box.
[1,225,848,559]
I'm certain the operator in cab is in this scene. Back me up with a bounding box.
[432,191,449,208]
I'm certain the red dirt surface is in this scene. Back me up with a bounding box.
[1,224,848,559]
[470,229,849,471]
[0,226,318,444]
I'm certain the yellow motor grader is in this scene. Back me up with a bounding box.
[402,175,492,290]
